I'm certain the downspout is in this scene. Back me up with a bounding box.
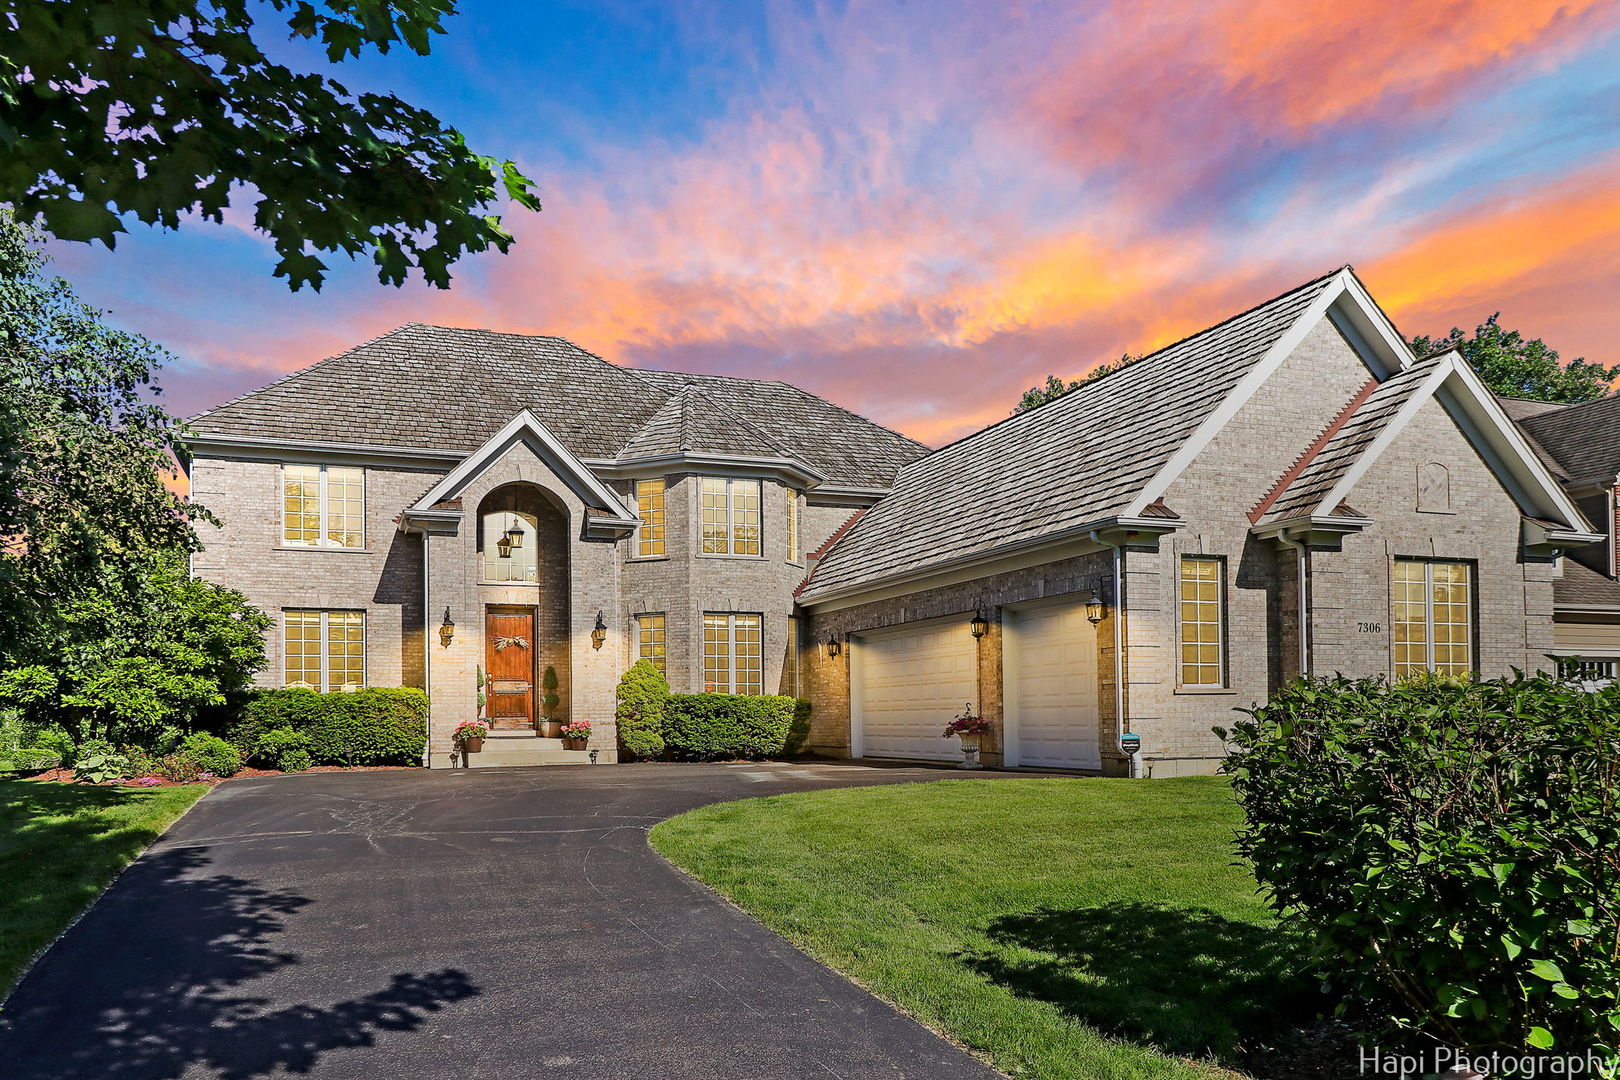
[1089,531,1138,779]
[1275,531,1310,678]
[420,526,432,769]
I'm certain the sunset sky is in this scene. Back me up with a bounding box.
[48,0,1620,446]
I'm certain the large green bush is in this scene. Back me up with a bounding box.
[663,694,800,761]
[615,660,669,760]
[229,687,425,767]
[178,733,242,777]
[1217,674,1620,1058]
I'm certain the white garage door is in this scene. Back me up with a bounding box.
[853,619,978,762]
[1005,600,1100,770]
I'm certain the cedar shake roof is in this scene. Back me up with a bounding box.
[1255,357,1441,524]
[189,324,928,489]
[1556,558,1620,610]
[798,268,1341,602]
[1519,393,1620,484]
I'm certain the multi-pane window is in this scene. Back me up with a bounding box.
[1179,556,1225,687]
[703,613,762,694]
[481,509,539,583]
[635,479,666,558]
[282,464,364,548]
[700,478,761,556]
[636,614,666,673]
[1557,657,1618,682]
[786,489,801,563]
[1393,559,1472,678]
[783,616,801,696]
[284,610,365,691]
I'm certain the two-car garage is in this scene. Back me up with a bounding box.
[849,598,1101,770]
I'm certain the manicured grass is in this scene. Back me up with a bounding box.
[0,778,208,998]
[652,777,1310,1079]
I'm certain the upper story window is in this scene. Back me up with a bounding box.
[700,477,761,556]
[482,508,539,583]
[786,489,801,564]
[636,613,666,673]
[1178,556,1226,687]
[282,464,364,548]
[1393,559,1472,678]
[284,609,365,691]
[703,612,762,694]
[635,479,666,559]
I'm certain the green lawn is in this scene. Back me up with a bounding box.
[0,778,209,998]
[652,776,1310,1079]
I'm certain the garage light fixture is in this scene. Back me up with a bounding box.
[969,610,989,639]
[1086,589,1107,625]
[439,608,456,647]
[591,610,608,650]
[826,636,842,658]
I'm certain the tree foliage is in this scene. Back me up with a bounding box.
[1411,315,1618,404]
[615,659,669,760]
[1012,354,1143,415]
[0,0,541,290]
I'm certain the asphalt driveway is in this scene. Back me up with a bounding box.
[0,762,1010,1079]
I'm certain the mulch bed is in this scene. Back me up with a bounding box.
[30,765,419,788]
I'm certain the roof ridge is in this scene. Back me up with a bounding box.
[1249,376,1379,523]
[923,265,1349,460]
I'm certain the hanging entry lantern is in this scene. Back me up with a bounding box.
[969,610,989,639]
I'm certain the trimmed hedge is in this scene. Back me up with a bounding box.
[1218,674,1620,1058]
[663,694,800,761]
[230,687,426,767]
[615,660,669,760]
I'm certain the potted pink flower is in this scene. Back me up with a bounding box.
[942,704,989,770]
[560,721,591,751]
[454,720,488,753]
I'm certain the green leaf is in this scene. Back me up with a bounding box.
[1529,959,1564,982]
[1527,1027,1555,1049]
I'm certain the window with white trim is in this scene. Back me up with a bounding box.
[700,477,761,555]
[282,464,364,548]
[1178,556,1226,687]
[284,610,365,691]
[481,508,539,583]
[636,613,666,673]
[786,489,801,563]
[703,613,762,694]
[635,479,666,558]
[1393,559,1472,678]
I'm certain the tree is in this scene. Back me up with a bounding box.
[0,213,270,747]
[1411,315,1618,404]
[0,1,540,290]
[1012,354,1143,415]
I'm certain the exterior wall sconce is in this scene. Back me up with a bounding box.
[504,518,525,549]
[827,636,842,658]
[439,607,455,647]
[1086,589,1107,625]
[591,610,608,650]
[969,610,989,639]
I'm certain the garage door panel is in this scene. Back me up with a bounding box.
[1009,602,1100,770]
[856,622,976,762]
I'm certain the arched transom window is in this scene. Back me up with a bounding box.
[482,508,540,583]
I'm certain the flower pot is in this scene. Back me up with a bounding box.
[461,736,485,753]
[956,733,983,770]
[536,719,564,738]
[563,736,588,751]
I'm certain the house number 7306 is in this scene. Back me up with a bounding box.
[1357,622,1383,634]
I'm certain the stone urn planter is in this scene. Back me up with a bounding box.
[536,719,564,738]
[942,704,987,771]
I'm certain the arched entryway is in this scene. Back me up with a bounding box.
[476,484,571,732]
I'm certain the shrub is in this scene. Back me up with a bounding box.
[73,751,130,784]
[4,748,62,773]
[157,751,201,783]
[542,665,560,715]
[305,688,427,766]
[615,660,669,760]
[179,733,242,777]
[229,687,425,767]
[251,728,314,771]
[1218,674,1620,1058]
[663,694,798,761]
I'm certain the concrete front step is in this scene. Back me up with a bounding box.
[464,735,597,767]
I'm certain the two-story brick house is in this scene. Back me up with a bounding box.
[187,267,1603,774]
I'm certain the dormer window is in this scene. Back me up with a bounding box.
[282,464,364,548]
[700,477,762,556]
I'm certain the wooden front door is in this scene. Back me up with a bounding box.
[485,607,536,730]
